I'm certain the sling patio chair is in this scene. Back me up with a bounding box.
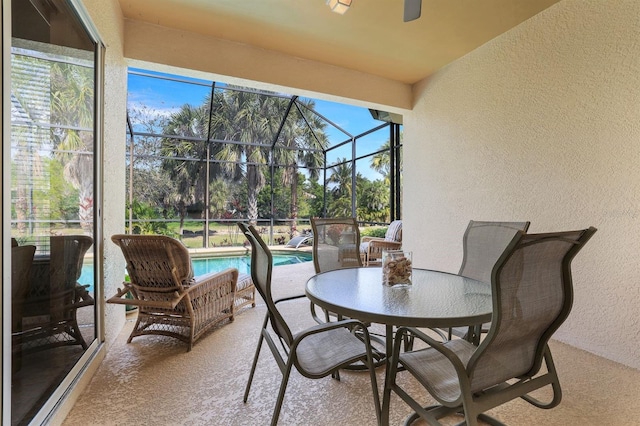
[309,217,363,324]
[309,217,387,369]
[239,223,381,426]
[310,217,363,273]
[382,227,596,426]
[108,234,237,352]
[285,233,313,248]
[360,220,402,266]
[445,220,531,343]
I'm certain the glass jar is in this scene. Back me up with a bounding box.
[382,250,412,287]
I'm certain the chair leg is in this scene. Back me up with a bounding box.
[381,338,402,426]
[244,313,268,403]
[364,334,381,425]
[520,347,563,409]
[68,317,88,349]
[271,358,295,426]
[381,364,395,425]
[127,314,144,343]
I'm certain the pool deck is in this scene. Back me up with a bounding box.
[188,244,312,259]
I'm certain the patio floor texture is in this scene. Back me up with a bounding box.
[63,262,640,425]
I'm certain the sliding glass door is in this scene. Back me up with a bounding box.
[7,1,100,424]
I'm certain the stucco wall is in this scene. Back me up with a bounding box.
[83,0,128,348]
[403,0,640,369]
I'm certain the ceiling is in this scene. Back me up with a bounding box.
[117,0,561,85]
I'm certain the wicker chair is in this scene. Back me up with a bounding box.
[108,234,237,351]
[446,220,531,342]
[360,220,402,266]
[234,273,256,314]
[11,244,36,372]
[382,227,597,426]
[239,223,381,426]
[20,235,94,353]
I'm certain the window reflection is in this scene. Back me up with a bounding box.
[10,0,97,424]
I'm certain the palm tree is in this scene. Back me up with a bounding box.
[50,61,95,233]
[160,104,210,237]
[356,177,390,223]
[214,88,280,226]
[370,140,391,184]
[272,99,328,234]
[327,158,354,217]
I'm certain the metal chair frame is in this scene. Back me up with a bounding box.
[239,223,381,426]
[382,227,597,426]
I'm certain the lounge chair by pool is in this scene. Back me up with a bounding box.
[285,235,313,248]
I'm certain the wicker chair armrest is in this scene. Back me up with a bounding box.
[106,283,185,309]
[20,287,94,311]
[186,267,238,298]
[74,284,94,305]
[368,240,401,250]
[361,236,385,243]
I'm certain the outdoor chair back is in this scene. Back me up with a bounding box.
[472,227,594,388]
[108,234,237,351]
[238,223,381,426]
[382,226,597,426]
[11,244,36,372]
[239,224,293,345]
[360,220,402,266]
[448,220,530,341]
[310,217,362,273]
[21,235,94,353]
[459,220,531,283]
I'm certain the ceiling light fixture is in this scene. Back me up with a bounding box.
[326,0,352,15]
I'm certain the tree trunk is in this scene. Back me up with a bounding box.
[290,166,298,235]
[65,152,94,234]
[178,202,186,238]
[247,165,262,226]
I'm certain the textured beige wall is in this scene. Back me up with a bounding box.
[82,0,128,348]
[72,0,640,375]
[404,0,640,369]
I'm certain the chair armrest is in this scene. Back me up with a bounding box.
[294,318,369,342]
[74,284,94,306]
[187,267,238,299]
[368,240,401,250]
[106,283,186,309]
[275,294,307,304]
[361,236,385,243]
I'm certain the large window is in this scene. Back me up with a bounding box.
[126,70,403,247]
[9,1,99,424]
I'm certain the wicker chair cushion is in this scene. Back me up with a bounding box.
[237,273,253,291]
[385,220,402,242]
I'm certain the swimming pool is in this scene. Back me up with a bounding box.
[190,253,311,276]
[78,252,312,289]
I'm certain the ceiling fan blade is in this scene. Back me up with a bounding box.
[404,0,422,22]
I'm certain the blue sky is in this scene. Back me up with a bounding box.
[127,68,389,181]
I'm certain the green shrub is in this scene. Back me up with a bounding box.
[360,227,387,239]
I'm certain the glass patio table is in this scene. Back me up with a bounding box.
[305,267,492,365]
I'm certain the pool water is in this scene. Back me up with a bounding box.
[191,253,311,276]
[78,253,312,290]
